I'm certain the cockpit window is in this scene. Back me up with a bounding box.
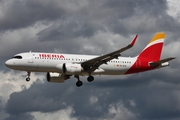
[13,55,22,59]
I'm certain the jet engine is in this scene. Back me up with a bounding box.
[46,72,70,83]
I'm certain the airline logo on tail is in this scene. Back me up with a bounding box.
[138,32,165,61]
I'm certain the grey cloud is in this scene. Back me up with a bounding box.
[37,19,99,42]
[0,0,65,31]
[5,80,108,118]
[4,71,180,120]
[5,113,35,120]
[0,0,177,35]
[5,82,66,114]
[1,0,180,120]
[35,0,180,43]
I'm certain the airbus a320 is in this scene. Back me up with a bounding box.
[5,32,175,87]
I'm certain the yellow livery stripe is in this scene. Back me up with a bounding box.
[149,32,165,44]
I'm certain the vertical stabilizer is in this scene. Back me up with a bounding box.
[138,32,165,61]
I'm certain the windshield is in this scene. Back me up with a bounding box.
[13,55,22,59]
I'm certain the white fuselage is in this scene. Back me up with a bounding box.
[5,52,137,76]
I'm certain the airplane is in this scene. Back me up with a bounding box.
[5,32,175,87]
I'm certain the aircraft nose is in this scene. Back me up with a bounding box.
[5,60,13,68]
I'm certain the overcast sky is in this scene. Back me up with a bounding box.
[0,0,180,120]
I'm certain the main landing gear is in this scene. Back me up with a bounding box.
[87,75,94,82]
[74,75,94,87]
[74,75,83,87]
[26,72,31,82]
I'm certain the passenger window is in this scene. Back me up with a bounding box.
[13,56,22,59]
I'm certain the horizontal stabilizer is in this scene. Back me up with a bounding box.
[149,57,175,67]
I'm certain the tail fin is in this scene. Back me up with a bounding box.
[138,32,165,61]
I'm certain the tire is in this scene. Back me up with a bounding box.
[26,77,30,82]
[87,76,94,82]
[76,81,83,87]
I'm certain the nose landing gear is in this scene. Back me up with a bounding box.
[26,72,31,82]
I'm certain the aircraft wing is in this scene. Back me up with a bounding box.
[81,35,138,72]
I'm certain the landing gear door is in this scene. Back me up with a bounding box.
[28,53,33,63]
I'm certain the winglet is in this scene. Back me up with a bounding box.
[130,35,138,46]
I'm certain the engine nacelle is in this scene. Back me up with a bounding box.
[62,63,83,75]
[46,72,69,83]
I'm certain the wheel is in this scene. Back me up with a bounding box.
[87,76,94,82]
[76,81,83,87]
[26,77,30,82]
